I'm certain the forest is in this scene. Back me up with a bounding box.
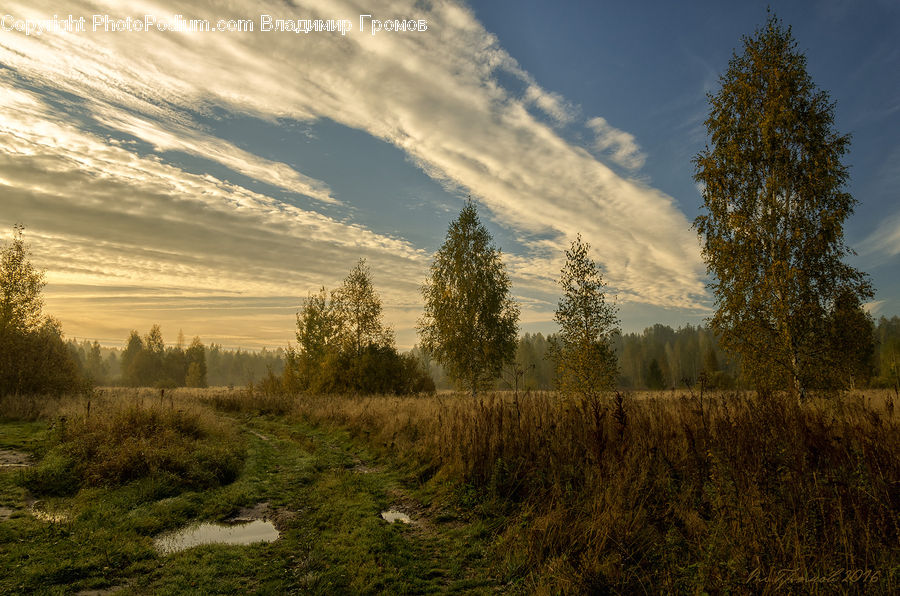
[63,333,287,389]
[58,315,900,394]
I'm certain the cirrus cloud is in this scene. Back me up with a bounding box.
[0,0,707,348]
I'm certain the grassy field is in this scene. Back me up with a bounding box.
[0,387,897,594]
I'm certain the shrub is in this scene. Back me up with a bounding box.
[22,399,243,496]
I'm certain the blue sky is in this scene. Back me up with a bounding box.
[1,0,898,350]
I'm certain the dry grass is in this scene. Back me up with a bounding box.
[4,385,896,591]
[292,389,899,593]
[196,385,295,415]
[12,388,244,496]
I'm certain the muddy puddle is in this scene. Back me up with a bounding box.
[380,509,412,524]
[154,520,280,554]
[0,449,34,468]
[30,500,69,523]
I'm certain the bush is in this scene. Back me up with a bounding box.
[355,345,435,395]
[288,344,435,396]
[20,450,79,496]
[21,400,243,496]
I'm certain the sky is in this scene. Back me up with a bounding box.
[1,0,898,350]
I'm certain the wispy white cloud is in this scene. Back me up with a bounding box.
[92,110,339,204]
[859,213,900,259]
[524,85,576,124]
[0,0,708,348]
[0,84,427,346]
[863,300,885,316]
[858,144,900,260]
[586,116,647,170]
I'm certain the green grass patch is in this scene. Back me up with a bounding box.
[0,397,504,594]
[20,402,243,497]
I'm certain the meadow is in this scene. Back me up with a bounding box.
[0,387,897,594]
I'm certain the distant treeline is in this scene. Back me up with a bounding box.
[62,315,899,392]
[612,315,897,391]
[433,326,736,392]
[443,316,898,392]
[65,327,285,389]
[483,326,738,392]
[64,315,900,392]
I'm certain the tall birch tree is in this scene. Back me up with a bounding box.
[693,13,872,397]
[418,200,519,396]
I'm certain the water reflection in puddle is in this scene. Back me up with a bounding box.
[31,508,68,523]
[155,520,279,554]
[380,510,412,524]
[0,449,33,468]
[30,501,69,523]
